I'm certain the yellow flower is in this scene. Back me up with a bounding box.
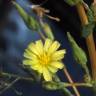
[23,39,66,81]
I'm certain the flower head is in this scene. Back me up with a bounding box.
[23,39,66,81]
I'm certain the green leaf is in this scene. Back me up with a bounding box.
[12,1,40,31]
[64,0,83,6]
[67,32,88,68]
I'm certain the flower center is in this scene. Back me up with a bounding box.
[39,52,50,65]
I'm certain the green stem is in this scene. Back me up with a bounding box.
[0,72,34,81]
[38,30,46,40]
[0,77,20,95]
[63,83,92,87]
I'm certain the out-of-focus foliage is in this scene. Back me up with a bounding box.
[64,0,83,6]
[12,1,40,31]
[91,3,96,21]
[43,81,73,96]
[82,8,95,37]
[41,23,54,40]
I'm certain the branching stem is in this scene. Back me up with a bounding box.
[76,3,96,80]
[63,68,80,96]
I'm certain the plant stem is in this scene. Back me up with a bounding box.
[38,30,46,40]
[38,18,46,41]
[63,67,80,96]
[64,83,92,87]
[0,72,34,81]
[76,3,96,80]
[93,0,96,4]
[0,77,20,95]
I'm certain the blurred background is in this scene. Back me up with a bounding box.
[0,0,94,96]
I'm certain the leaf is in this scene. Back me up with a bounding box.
[64,0,83,6]
[12,1,40,31]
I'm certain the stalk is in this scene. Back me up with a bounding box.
[63,68,80,96]
[76,3,96,80]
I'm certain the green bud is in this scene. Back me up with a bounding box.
[67,32,87,68]
[42,23,54,40]
[12,1,40,31]
[64,0,83,6]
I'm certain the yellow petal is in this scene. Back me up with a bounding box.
[24,49,37,60]
[31,64,43,73]
[47,65,58,73]
[23,59,43,73]
[23,59,38,66]
[28,42,39,55]
[23,59,32,65]
[43,67,52,81]
[52,49,66,61]
[48,41,60,55]
[35,40,44,54]
[44,39,52,52]
[50,62,64,69]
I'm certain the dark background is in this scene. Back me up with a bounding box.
[0,0,94,96]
